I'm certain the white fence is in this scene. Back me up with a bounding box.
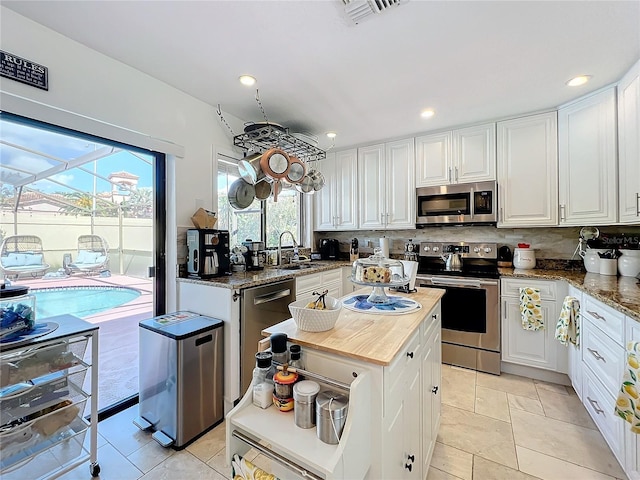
[1,211,153,277]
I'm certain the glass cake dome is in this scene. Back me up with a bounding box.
[350,248,408,304]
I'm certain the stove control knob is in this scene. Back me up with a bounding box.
[432,246,440,253]
[423,246,430,252]
[484,247,492,253]
[473,247,481,253]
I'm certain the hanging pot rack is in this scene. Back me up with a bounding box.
[233,124,326,162]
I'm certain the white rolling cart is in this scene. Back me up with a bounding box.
[0,314,99,479]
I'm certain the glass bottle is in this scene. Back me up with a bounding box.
[289,344,305,378]
[253,351,274,409]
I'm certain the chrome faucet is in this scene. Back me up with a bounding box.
[277,231,298,266]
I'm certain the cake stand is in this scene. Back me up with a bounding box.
[349,276,410,305]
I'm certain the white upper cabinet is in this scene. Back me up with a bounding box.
[415,132,452,186]
[314,149,358,231]
[618,60,640,224]
[415,123,495,187]
[452,123,496,183]
[558,87,618,225]
[497,112,558,227]
[358,139,415,230]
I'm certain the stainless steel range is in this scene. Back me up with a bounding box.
[416,242,500,375]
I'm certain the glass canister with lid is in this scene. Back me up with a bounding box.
[0,284,36,340]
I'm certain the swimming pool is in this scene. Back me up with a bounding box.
[32,286,141,319]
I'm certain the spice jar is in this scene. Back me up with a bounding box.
[293,380,320,429]
[272,367,298,412]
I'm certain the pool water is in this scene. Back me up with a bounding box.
[32,286,141,319]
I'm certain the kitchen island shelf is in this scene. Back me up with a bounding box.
[226,370,371,480]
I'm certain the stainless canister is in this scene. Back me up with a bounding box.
[293,380,320,429]
[315,391,349,444]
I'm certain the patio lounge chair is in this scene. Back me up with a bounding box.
[0,235,50,279]
[67,235,109,275]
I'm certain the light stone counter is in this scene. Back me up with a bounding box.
[499,268,640,321]
[176,260,352,290]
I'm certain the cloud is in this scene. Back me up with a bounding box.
[51,173,74,184]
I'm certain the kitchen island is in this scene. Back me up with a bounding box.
[225,287,444,480]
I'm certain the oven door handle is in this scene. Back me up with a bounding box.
[425,277,497,288]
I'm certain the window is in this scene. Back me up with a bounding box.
[217,156,301,248]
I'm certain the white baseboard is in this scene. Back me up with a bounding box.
[501,362,572,387]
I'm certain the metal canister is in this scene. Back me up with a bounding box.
[293,380,320,429]
[315,391,349,444]
[272,369,298,412]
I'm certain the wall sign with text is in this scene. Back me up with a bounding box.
[0,50,48,91]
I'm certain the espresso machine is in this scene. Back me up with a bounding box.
[186,229,230,278]
[242,240,265,270]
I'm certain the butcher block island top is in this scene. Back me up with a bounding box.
[262,287,445,366]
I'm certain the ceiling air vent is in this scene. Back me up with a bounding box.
[342,0,406,24]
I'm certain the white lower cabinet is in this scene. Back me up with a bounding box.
[567,285,583,399]
[625,317,640,479]
[422,306,442,476]
[581,306,626,468]
[501,278,567,373]
[226,303,442,479]
[296,269,343,303]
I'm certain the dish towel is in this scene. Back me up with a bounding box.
[232,453,280,480]
[519,287,543,331]
[615,342,640,434]
[555,296,580,346]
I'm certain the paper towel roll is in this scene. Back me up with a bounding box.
[380,237,390,258]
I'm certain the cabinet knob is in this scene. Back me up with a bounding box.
[406,351,414,359]
[432,314,438,320]
[405,463,413,472]
[432,386,439,394]
[407,455,415,463]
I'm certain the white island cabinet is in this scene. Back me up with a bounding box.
[226,288,444,480]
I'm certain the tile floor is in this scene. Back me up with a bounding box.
[31,365,628,480]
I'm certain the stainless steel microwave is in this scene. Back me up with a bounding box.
[416,181,497,226]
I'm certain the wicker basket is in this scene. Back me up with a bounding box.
[288,297,342,332]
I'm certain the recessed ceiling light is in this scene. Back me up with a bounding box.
[421,109,435,118]
[239,75,256,86]
[566,75,592,87]
[326,132,337,139]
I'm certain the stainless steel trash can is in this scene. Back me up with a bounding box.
[135,311,224,449]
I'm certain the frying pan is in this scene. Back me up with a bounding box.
[295,173,315,194]
[254,179,272,201]
[238,153,263,184]
[228,178,256,210]
[260,148,290,180]
[285,155,306,184]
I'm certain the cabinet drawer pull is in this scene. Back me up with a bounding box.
[587,310,606,321]
[407,454,415,463]
[406,351,414,359]
[636,192,639,216]
[587,348,606,362]
[454,167,458,182]
[559,204,566,221]
[405,463,413,472]
[448,167,452,183]
[432,386,439,395]
[587,396,604,415]
[432,314,438,320]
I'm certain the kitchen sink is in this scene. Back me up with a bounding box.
[274,263,318,270]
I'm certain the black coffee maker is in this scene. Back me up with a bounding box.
[319,239,339,260]
[186,229,230,278]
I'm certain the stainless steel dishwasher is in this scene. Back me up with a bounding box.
[240,279,295,394]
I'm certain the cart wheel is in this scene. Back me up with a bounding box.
[89,462,100,477]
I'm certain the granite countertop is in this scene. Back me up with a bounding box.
[262,287,445,365]
[499,268,640,321]
[177,260,352,290]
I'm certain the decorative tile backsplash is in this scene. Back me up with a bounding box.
[314,225,640,260]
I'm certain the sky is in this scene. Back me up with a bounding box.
[0,118,153,194]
